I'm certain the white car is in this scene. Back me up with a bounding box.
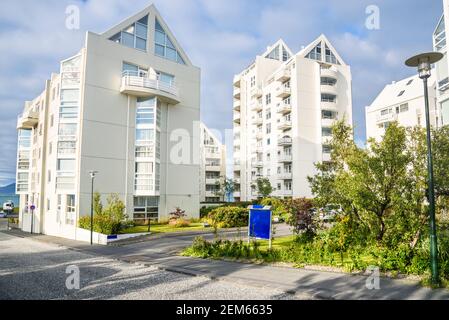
[2,201,14,212]
[0,212,7,218]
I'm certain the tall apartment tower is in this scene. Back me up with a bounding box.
[433,0,449,125]
[199,122,227,203]
[15,5,201,239]
[232,36,352,201]
[365,74,438,142]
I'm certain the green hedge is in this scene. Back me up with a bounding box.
[206,206,249,228]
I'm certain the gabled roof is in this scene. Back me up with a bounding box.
[298,34,347,66]
[260,39,293,62]
[100,4,192,66]
[367,73,436,111]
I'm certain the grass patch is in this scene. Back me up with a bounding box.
[120,222,210,235]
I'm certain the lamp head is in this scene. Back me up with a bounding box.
[89,171,99,179]
[405,52,443,79]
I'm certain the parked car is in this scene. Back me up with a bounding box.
[2,201,14,212]
[0,211,7,218]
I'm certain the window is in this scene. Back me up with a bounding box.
[265,93,271,105]
[136,129,154,142]
[266,110,272,120]
[322,110,336,119]
[325,44,339,64]
[398,90,405,97]
[66,195,75,225]
[321,77,337,86]
[57,159,75,172]
[322,127,332,137]
[266,123,271,134]
[61,89,79,102]
[265,45,280,60]
[136,97,155,125]
[58,141,76,155]
[400,103,409,113]
[108,15,148,51]
[156,72,175,85]
[48,170,52,183]
[267,138,271,145]
[306,43,322,61]
[380,108,391,116]
[136,146,153,158]
[154,19,186,64]
[250,76,256,87]
[323,145,332,154]
[321,94,336,103]
[60,102,78,119]
[406,79,413,85]
[285,181,292,191]
[58,123,77,136]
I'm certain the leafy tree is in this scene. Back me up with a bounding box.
[215,177,236,202]
[93,192,103,216]
[252,177,273,198]
[284,198,315,238]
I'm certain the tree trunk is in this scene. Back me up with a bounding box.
[377,215,385,242]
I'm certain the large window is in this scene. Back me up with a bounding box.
[136,97,155,125]
[58,123,77,136]
[155,19,186,65]
[66,195,76,225]
[109,15,148,51]
[57,159,76,172]
[321,94,336,103]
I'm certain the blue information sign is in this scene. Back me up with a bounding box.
[248,205,272,241]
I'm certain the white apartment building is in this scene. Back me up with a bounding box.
[199,123,226,203]
[232,36,353,201]
[433,0,449,125]
[365,74,438,142]
[15,5,201,239]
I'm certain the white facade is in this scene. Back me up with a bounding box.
[365,74,438,142]
[232,36,353,201]
[15,5,201,239]
[199,123,226,203]
[434,0,449,125]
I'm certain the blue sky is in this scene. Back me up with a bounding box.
[0,0,444,186]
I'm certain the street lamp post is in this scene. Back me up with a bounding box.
[405,52,443,286]
[89,171,98,245]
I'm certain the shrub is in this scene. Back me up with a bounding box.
[168,208,191,228]
[78,193,127,235]
[206,206,249,228]
[284,198,316,236]
[200,206,217,219]
[261,197,288,221]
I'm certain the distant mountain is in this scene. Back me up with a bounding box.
[0,183,16,194]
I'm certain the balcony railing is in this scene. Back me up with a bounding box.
[120,71,180,104]
[278,137,292,146]
[279,154,293,162]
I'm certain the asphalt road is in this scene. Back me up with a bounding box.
[0,232,298,300]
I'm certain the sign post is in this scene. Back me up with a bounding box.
[248,205,272,249]
[30,204,36,234]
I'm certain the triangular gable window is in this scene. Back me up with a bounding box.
[265,45,280,60]
[305,43,322,61]
[108,15,148,51]
[325,44,340,65]
[282,46,291,62]
[154,18,186,65]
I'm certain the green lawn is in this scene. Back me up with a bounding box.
[120,222,211,235]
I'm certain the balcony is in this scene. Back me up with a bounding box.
[255,132,263,140]
[322,136,332,145]
[278,172,293,180]
[17,110,39,129]
[253,117,263,126]
[277,102,292,114]
[252,160,263,168]
[205,165,221,172]
[276,86,291,98]
[233,87,241,99]
[322,153,331,162]
[233,112,241,124]
[278,118,292,130]
[234,164,241,172]
[321,67,338,79]
[376,112,398,124]
[205,178,220,185]
[275,69,291,82]
[205,151,221,159]
[278,137,292,146]
[279,154,293,162]
[251,101,263,112]
[276,189,293,197]
[251,86,263,98]
[321,84,338,96]
[321,101,338,112]
[234,191,241,198]
[233,100,241,111]
[120,71,180,104]
[233,74,241,88]
[205,191,219,197]
[322,118,337,128]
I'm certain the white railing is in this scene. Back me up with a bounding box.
[122,71,179,97]
[278,137,292,145]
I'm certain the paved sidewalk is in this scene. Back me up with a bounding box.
[3,229,449,300]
